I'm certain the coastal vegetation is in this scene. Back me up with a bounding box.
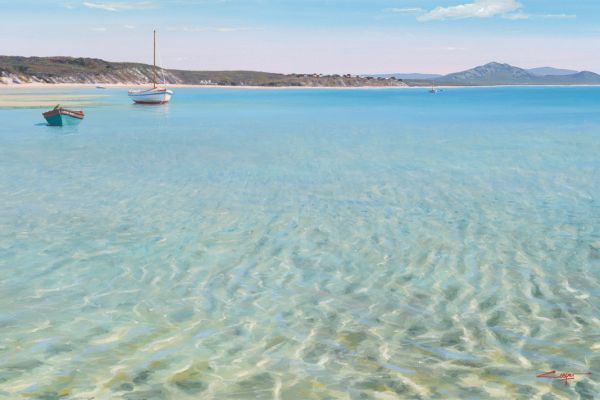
[0,56,406,87]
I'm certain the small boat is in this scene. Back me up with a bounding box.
[42,105,84,126]
[96,86,106,89]
[128,87,173,104]
[429,81,440,94]
[128,30,173,104]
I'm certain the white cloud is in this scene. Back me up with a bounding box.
[124,24,136,29]
[542,14,576,19]
[180,26,262,33]
[418,0,522,21]
[502,12,577,21]
[90,27,107,31]
[82,1,157,12]
[503,12,529,20]
[386,7,425,13]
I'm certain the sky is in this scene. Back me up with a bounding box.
[0,0,598,74]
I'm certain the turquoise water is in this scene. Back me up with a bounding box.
[0,87,599,399]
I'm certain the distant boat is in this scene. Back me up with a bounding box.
[128,30,173,104]
[96,86,106,89]
[429,81,441,94]
[43,105,84,126]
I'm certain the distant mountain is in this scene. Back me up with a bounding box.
[546,71,600,84]
[528,67,579,76]
[370,73,443,80]
[436,62,535,84]
[434,62,600,85]
[0,56,407,87]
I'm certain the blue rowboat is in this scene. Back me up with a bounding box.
[43,105,84,126]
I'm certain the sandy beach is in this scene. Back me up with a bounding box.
[0,82,411,90]
[2,82,598,90]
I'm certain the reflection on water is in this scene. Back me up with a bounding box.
[131,102,171,118]
[47,126,81,136]
[0,87,598,399]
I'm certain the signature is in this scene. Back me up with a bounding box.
[536,370,592,385]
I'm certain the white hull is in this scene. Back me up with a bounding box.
[128,88,173,104]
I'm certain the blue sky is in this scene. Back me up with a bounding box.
[1,0,597,74]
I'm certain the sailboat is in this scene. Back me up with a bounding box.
[429,82,439,94]
[429,81,443,94]
[128,30,173,104]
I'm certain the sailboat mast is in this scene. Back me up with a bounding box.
[153,30,156,88]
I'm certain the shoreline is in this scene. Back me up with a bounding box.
[2,82,600,90]
[0,83,408,90]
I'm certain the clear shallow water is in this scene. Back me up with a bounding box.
[0,87,599,399]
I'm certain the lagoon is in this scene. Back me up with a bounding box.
[0,87,598,399]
